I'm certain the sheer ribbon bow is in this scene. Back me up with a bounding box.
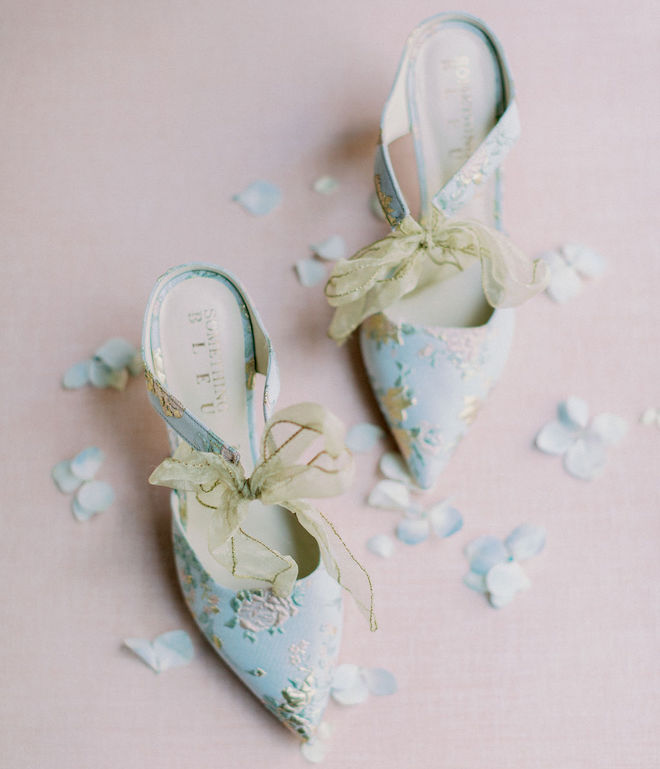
[325,210,549,343]
[149,402,376,631]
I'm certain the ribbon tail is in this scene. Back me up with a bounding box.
[208,526,299,597]
[288,501,377,631]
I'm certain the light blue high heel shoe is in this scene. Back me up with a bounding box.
[325,13,548,489]
[143,265,375,740]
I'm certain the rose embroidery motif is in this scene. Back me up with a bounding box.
[226,588,303,641]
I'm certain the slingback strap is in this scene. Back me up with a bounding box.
[374,12,519,225]
[142,265,281,465]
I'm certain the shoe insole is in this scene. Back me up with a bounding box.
[154,272,319,589]
[387,20,503,329]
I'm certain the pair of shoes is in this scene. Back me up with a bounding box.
[142,12,547,742]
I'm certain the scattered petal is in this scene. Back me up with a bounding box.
[395,516,430,545]
[428,501,463,538]
[88,358,129,390]
[62,361,91,389]
[366,534,395,558]
[545,258,583,303]
[505,524,546,561]
[369,192,387,222]
[558,396,590,430]
[75,480,115,513]
[316,722,333,741]
[310,235,346,261]
[379,452,418,489]
[367,479,410,511]
[535,420,577,455]
[301,737,328,763]
[362,667,397,696]
[463,570,487,593]
[124,630,194,673]
[313,175,340,195]
[563,244,606,277]
[640,407,659,426]
[128,353,144,377]
[95,338,138,370]
[295,257,326,287]
[71,495,98,521]
[486,561,531,606]
[588,413,627,445]
[52,460,82,494]
[70,446,104,481]
[563,436,607,480]
[232,180,281,216]
[332,663,360,691]
[331,665,369,705]
[465,536,509,575]
[345,422,384,453]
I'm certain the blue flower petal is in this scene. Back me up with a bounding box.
[535,420,576,455]
[345,422,384,453]
[505,523,546,561]
[312,175,339,195]
[563,436,607,480]
[70,447,104,481]
[311,234,346,261]
[52,460,82,493]
[367,480,410,511]
[75,480,115,512]
[428,501,463,538]
[362,667,397,696]
[463,570,487,593]
[563,244,606,278]
[62,361,91,389]
[464,536,509,575]
[71,495,97,521]
[486,561,531,607]
[124,630,194,673]
[396,516,430,545]
[95,338,138,371]
[233,180,282,216]
[294,257,326,287]
[588,413,627,446]
[366,534,394,558]
[558,396,589,430]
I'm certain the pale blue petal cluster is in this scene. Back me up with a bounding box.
[463,524,546,608]
[535,396,627,480]
[63,337,141,391]
[51,447,115,520]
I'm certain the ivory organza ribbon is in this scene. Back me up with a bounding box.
[325,210,549,343]
[149,402,377,631]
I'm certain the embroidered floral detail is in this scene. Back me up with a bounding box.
[224,587,303,640]
[289,639,311,667]
[144,368,184,418]
[381,385,416,424]
[363,313,403,347]
[264,674,317,739]
[459,395,482,426]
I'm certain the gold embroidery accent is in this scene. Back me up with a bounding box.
[460,395,481,425]
[144,368,184,419]
[374,173,396,224]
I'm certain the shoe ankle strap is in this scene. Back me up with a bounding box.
[142,265,281,466]
[374,12,520,226]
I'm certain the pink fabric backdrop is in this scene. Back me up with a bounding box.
[2,1,659,767]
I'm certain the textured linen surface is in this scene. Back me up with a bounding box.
[1,1,658,768]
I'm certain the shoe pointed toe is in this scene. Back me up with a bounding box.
[172,513,342,740]
[360,310,515,489]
